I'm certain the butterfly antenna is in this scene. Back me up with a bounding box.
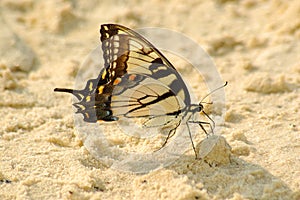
[200,81,228,103]
[201,101,213,105]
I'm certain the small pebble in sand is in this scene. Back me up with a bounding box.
[0,15,35,72]
[0,65,18,90]
[0,172,12,184]
[231,131,248,143]
[207,35,243,56]
[231,144,251,156]
[236,58,254,71]
[244,74,290,94]
[196,135,232,166]
[224,108,243,123]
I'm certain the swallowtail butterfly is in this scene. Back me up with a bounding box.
[54,24,226,158]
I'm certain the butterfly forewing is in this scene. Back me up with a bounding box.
[100,24,191,107]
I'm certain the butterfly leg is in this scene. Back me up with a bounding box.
[188,120,214,137]
[187,120,215,159]
[186,121,198,159]
[154,121,181,152]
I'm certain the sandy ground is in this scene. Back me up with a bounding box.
[0,0,299,199]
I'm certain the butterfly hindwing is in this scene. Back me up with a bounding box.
[109,73,182,127]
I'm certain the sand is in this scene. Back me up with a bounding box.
[0,0,299,199]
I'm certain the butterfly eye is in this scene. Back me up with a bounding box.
[198,103,204,112]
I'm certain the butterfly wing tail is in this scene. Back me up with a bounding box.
[54,88,84,100]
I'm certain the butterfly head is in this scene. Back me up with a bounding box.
[189,103,204,113]
[198,103,204,112]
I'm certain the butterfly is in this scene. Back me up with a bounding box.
[54,24,226,158]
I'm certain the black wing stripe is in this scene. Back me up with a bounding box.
[101,24,191,106]
[125,90,173,115]
[101,24,177,70]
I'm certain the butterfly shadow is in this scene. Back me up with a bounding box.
[166,152,295,199]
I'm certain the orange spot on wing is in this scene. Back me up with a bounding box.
[129,74,136,81]
[113,78,121,85]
